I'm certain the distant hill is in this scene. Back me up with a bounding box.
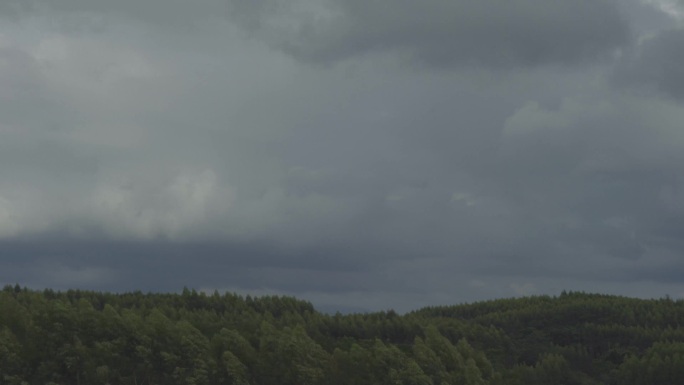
[1,286,683,385]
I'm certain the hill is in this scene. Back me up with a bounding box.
[1,286,683,385]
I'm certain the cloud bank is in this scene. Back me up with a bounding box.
[0,0,684,312]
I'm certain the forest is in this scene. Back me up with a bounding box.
[1,285,684,385]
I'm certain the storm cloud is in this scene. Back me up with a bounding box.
[1,0,684,312]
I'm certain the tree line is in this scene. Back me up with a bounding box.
[1,285,684,385]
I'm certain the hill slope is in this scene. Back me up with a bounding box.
[1,286,683,385]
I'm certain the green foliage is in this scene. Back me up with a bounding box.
[614,341,684,385]
[2,286,684,385]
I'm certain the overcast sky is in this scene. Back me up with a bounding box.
[1,0,684,312]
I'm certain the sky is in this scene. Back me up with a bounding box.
[1,0,684,313]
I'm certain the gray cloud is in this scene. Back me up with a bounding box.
[5,0,633,68]
[2,0,684,312]
[0,0,228,29]
[614,28,684,99]
[227,0,632,68]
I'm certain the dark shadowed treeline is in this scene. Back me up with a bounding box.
[2,286,684,385]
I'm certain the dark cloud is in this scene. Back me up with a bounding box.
[0,239,399,312]
[614,28,684,99]
[228,0,632,68]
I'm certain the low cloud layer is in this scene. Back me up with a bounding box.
[1,0,684,312]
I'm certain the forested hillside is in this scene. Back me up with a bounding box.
[1,286,684,385]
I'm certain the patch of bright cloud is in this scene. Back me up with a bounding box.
[641,0,684,20]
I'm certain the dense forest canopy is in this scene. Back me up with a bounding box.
[2,286,684,385]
